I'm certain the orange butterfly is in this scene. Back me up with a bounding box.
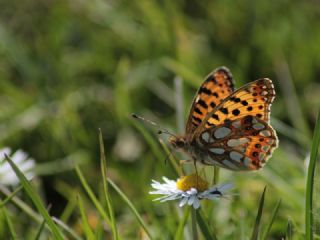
[168,67,278,170]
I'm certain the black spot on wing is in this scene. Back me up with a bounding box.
[230,97,241,102]
[241,100,248,106]
[232,109,240,116]
[194,107,202,114]
[199,87,212,95]
[220,108,228,114]
[193,116,202,123]
[197,99,208,109]
[210,102,216,108]
[206,75,218,84]
[212,114,219,120]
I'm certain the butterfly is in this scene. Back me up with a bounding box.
[168,67,278,170]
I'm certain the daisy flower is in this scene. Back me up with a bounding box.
[0,147,36,186]
[149,174,233,209]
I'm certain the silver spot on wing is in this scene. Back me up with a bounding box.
[253,123,265,130]
[259,130,271,137]
[209,148,225,154]
[214,127,231,139]
[227,138,249,147]
[202,132,210,142]
[229,151,243,162]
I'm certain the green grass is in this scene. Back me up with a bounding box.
[4,155,64,240]
[250,186,266,240]
[0,1,320,239]
[306,111,320,240]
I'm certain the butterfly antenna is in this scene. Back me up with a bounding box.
[131,113,176,137]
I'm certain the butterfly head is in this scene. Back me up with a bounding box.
[168,136,187,150]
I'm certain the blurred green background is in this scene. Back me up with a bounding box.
[0,0,319,239]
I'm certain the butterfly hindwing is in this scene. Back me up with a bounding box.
[185,67,235,135]
[196,115,278,170]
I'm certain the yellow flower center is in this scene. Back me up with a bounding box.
[176,174,209,192]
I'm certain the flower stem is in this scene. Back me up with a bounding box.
[191,207,198,240]
[213,166,220,185]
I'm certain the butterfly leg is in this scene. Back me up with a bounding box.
[179,159,193,165]
[192,157,199,188]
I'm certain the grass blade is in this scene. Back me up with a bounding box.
[52,217,83,240]
[191,208,198,240]
[75,166,111,225]
[0,185,45,224]
[196,210,218,240]
[59,194,77,223]
[2,206,17,240]
[174,207,190,240]
[159,138,182,176]
[161,57,202,87]
[99,129,119,240]
[4,154,64,240]
[306,110,320,240]
[108,178,154,240]
[251,186,267,240]
[77,195,95,240]
[0,186,78,239]
[174,76,185,134]
[130,117,165,164]
[286,219,293,240]
[34,218,46,240]
[262,199,282,240]
[275,59,311,137]
[0,185,23,207]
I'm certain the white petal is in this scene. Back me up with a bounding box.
[161,193,183,201]
[0,148,36,186]
[19,159,35,172]
[216,183,234,192]
[186,188,198,195]
[192,198,201,209]
[179,197,188,207]
[0,148,11,160]
[188,195,196,205]
[199,183,233,199]
[1,172,19,185]
[11,150,28,165]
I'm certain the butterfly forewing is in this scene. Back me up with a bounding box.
[185,67,235,135]
[196,116,278,170]
[194,78,275,134]
[166,67,278,171]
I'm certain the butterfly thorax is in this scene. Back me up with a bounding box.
[169,135,204,160]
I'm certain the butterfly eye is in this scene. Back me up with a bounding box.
[169,137,185,149]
